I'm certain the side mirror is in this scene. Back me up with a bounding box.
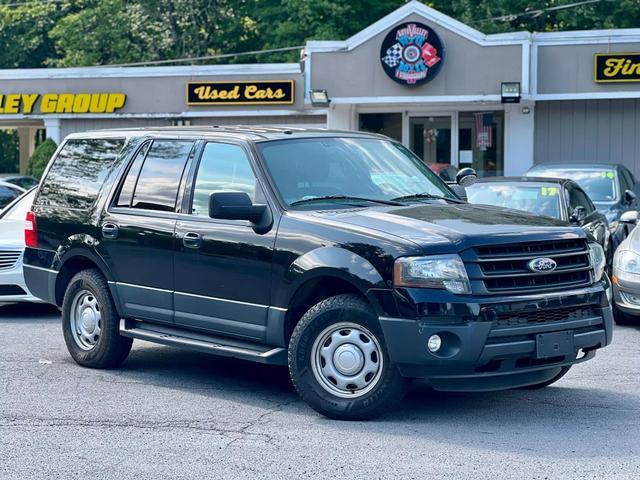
[456,168,477,188]
[624,189,637,204]
[620,210,640,225]
[209,192,271,231]
[570,205,587,223]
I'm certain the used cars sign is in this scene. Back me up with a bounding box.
[187,80,295,105]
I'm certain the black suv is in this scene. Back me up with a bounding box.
[24,127,613,420]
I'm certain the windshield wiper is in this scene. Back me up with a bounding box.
[290,195,403,207]
[391,192,466,204]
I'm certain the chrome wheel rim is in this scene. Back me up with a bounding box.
[311,322,384,399]
[69,289,102,351]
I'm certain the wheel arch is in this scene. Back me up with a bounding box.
[279,247,389,342]
[53,249,114,308]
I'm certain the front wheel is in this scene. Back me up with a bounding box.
[613,305,639,326]
[288,294,407,420]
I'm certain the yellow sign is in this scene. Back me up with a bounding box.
[594,53,640,83]
[186,81,294,105]
[0,93,127,114]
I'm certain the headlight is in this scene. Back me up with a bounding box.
[613,249,640,283]
[394,254,471,294]
[589,242,606,282]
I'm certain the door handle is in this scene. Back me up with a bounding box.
[183,232,202,249]
[102,223,119,239]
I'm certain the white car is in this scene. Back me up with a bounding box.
[0,188,41,303]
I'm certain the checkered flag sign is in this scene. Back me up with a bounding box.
[382,42,402,68]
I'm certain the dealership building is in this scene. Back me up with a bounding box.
[2,0,640,178]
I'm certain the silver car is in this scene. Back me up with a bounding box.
[0,188,40,303]
[612,211,640,325]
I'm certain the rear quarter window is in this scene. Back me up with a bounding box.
[38,138,125,209]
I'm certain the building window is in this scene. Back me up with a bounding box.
[358,113,402,142]
[409,116,452,166]
[458,111,504,177]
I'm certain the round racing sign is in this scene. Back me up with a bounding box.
[380,22,444,86]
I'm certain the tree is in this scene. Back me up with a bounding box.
[0,130,19,174]
[47,0,260,67]
[0,1,69,68]
[26,138,57,180]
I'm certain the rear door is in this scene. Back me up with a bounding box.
[172,141,277,341]
[101,138,195,324]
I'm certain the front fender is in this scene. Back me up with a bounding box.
[277,246,388,306]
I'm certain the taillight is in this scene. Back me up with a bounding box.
[25,211,37,248]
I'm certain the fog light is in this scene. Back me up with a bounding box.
[621,291,640,306]
[427,334,442,353]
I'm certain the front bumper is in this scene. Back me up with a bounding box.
[612,280,640,317]
[376,282,612,391]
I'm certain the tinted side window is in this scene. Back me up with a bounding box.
[569,186,594,213]
[39,138,124,209]
[116,141,151,207]
[621,168,634,190]
[190,143,256,217]
[131,141,193,212]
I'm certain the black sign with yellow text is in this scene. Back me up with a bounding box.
[187,80,294,105]
[595,53,640,83]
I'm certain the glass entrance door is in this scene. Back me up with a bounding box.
[409,116,452,167]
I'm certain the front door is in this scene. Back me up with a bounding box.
[101,139,195,324]
[173,141,277,342]
[409,115,452,167]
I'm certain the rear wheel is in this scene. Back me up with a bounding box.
[62,269,132,368]
[288,294,407,420]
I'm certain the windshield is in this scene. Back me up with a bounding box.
[528,168,617,202]
[257,137,456,208]
[466,183,562,219]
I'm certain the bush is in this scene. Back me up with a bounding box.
[26,138,57,179]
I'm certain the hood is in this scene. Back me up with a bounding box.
[301,203,583,253]
[594,202,622,223]
[0,219,25,248]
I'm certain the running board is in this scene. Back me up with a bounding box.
[119,319,287,365]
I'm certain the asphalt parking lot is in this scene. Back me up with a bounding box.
[1,303,639,480]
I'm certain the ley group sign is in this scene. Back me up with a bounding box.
[0,92,127,114]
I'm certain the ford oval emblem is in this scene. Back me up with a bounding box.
[528,257,557,273]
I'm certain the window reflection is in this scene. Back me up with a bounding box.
[191,143,256,217]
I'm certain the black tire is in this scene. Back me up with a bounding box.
[288,294,407,420]
[62,269,132,368]
[613,305,638,326]
[520,366,572,390]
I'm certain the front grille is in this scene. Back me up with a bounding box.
[467,239,592,294]
[0,251,21,271]
[493,305,599,329]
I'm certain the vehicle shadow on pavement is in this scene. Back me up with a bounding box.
[0,303,60,320]
[115,343,640,450]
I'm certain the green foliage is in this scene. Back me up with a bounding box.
[0,0,637,68]
[26,138,57,180]
[0,130,19,174]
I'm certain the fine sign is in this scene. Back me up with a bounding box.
[380,22,444,86]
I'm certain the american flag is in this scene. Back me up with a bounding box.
[474,112,493,151]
